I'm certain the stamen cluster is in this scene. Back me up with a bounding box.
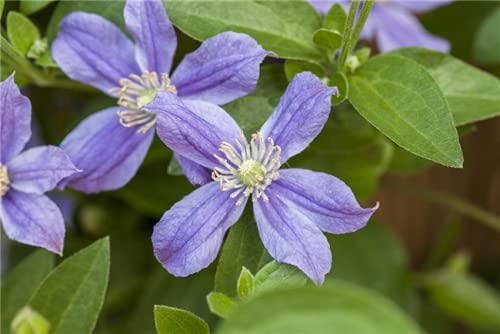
[112,71,177,134]
[0,164,10,197]
[212,133,281,206]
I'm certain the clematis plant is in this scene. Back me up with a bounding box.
[310,0,452,52]
[146,72,378,284]
[0,75,79,254]
[52,0,269,193]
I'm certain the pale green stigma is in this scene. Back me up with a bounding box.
[0,164,10,197]
[111,71,177,134]
[212,132,281,206]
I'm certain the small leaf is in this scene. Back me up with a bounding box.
[29,238,110,334]
[390,48,500,126]
[167,156,184,176]
[313,29,343,50]
[324,3,347,33]
[7,11,40,55]
[237,267,255,300]
[20,0,56,16]
[206,292,237,319]
[355,47,371,65]
[154,305,209,334]
[329,72,348,105]
[348,54,463,168]
[253,261,308,296]
[1,250,54,334]
[11,306,50,334]
[284,59,325,82]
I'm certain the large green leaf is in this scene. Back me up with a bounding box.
[474,5,500,65]
[253,261,308,297]
[214,206,271,298]
[1,250,54,334]
[29,238,110,334]
[20,0,56,15]
[348,54,463,168]
[154,305,209,334]
[217,280,422,334]
[164,0,323,61]
[390,48,500,126]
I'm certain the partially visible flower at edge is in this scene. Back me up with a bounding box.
[52,0,269,193]
[309,0,452,53]
[0,75,80,254]
[146,72,379,284]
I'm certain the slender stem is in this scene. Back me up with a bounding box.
[384,178,500,232]
[350,0,374,50]
[337,0,360,71]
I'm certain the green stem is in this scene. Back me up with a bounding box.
[350,0,374,50]
[385,179,500,233]
[337,0,360,72]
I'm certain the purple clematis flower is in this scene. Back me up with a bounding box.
[0,75,79,254]
[52,0,269,193]
[146,72,378,284]
[309,0,452,52]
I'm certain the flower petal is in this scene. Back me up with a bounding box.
[171,32,269,105]
[124,0,177,74]
[0,75,31,163]
[260,72,336,163]
[7,146,80,194]
[374,6,450,52]
[175,153,212,186]
[152,181,246,277]
[272,169,378,234]
[0,191,65,254]
[60,107,154,193]
[52,12,140,93]
[254,191,331,284]
[147,93,242,169]
[394,0,453,13]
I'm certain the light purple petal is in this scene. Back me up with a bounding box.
[7,146,79,194]
[52,12,140,93]
[60,107,154,193]
[146,93,242,169]
[393,0,454,13]
[124,0,177,74]
[0,191,65,254]
[175,153,212,186]
[254,191,331,284]
[152,181,246,277]
[374,6,450,52]
[272,169,378,234]
[171,32,269,105]
[0,75,31,164]
[260,72,335,163]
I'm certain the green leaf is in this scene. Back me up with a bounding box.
[225,96,274,136]
[348,54,463,168]
[218,280,422,334]
[323,3,346,33]
[11,306,50,334]
[423,269,500,329]
[164,0,323,61]
[473,5,500,65]
[313,28,342,50]
[390,48,500,126]
[1,250,54,334]
[253,261,308,296]
[214,206,271,298]
[284,59,324,82]
[329,72,348,105]
[29,238,110,334]
[20,0,56,15]
[47,0,125,42]
[206,292,237,319]
[154,305,209,334]
[236,267,255,300]
[0,0,4,17]
[7,11,41,55]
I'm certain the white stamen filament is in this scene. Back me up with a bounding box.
[0,164,10,197]
[110,71,177,134]
[212,132,281,206]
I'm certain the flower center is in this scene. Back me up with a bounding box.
[112,71,177,134]
[0,164,10,197]
[212,132,281,206]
